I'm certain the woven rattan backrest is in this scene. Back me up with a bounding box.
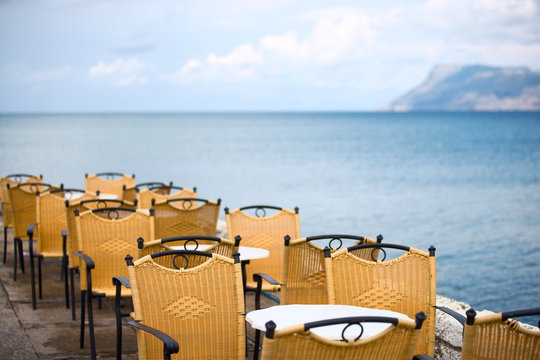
[137,188,196,209]
[128,253,245,359]
[325,246,436,356]
[281,235,381,305]
[153,199,220,239]
[85,174,135,198]
[36,192,69,255]
[462,311,540,360]
[8,183,55,239]
[138,236,239,268]
[226,207,300,288]
[75,209,154,291]
[123,182,174,203]
[260,317,421,360]
[1,174,42,227]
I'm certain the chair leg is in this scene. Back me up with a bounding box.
[253,329,261,360]
[30,246,36,310]
[98,297,102,310]
[87,292,97,360]
[13,238,18,281]
[70,269,76,320]
[38,256,43,300]
[18,239,25,273]
[80,290,86,348]
[3,226,7,264]
[116,294,122,360]
[63,257,69,309]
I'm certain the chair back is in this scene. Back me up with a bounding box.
[8,182,56,239]
[137,186,196,209]
[462,308,540,360]
[152,198,220,239]
[1,174,43,228]
[324,243,436,356]
[225,205,300,289]
[75,208,154,292]
[84,172,135,199]
[138,235,240,268]
[281,234,381,305]
[260,313,425,360]
[127,251,245,359]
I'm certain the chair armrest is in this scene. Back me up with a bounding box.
[27,223,37,237]
[112,276,131,289]
[128,320,179,360]
[74,251,95,270]
[434,306,466,326]
[253,273,280,310]
[413,355,434,360]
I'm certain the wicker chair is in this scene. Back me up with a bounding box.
[26,188,88,310]
[152,198,220,239]
[324,243,437,357]
[84,172,135,199]
[74,207,154,360]
[225,205,300,295]
[122,182,173,202]
[138,235,241,267]
[260,312,427,360]
[119,250,245,360]
[1,174,42,264]
[65,197,141,319]
[434,306,540,360]
[137,186,197,209]
[7,181,59,281]
[251,234,382,359]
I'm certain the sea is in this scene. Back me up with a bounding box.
[1,111,539,323]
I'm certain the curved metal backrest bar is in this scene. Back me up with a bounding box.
[95,172,128,178]
[50,188,85,194]
[346,243,411,253]
[7,173,42,181]
[306,234,370,242]
[161,235,222,244]
[304,316,399,331]
[239,205,283,211]
[166,197,209,204]
[150,249,213,259]
[148,184,181,191]
[80,199,125,205]
[501,308,540,322]
[91,206,136,213]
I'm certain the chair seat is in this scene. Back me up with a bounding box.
[92,286,131,298]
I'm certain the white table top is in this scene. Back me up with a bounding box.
[246,304,411,340]
[170,245,269,262]
[99,193,118,200]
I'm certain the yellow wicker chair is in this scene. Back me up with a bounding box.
[251,234,382,359]
[1,174,42,264]
[225,205,300,295]
[26,188,88,310]
[84,172,135,199]
[137,235,241,267]
[260,312,427,360]
[434,307,540,360]
[324,243,437,357]
[74,207,154,360]
[137,186,197,209]
[122,250,245,360]
[153,198,220,239]
[122,182,173,202]
[7,181,59,281]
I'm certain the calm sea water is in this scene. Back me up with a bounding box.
[1,112,539,321]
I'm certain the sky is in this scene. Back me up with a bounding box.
[0,0,539,112]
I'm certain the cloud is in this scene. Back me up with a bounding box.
[22,66,72,84]
[88,58,147,86]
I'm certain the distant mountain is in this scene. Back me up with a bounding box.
[384,65,540,111]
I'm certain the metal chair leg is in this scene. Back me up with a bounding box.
[38,256,43,299]
[63,257,69,309]
[3,226,7,264]
[87,292,97,360]
[253,329,261,360]
[13,238,18,281]
[70,269,76,320]
[80,290,86,348]
[18,239,25,273]
[30,245,36,310]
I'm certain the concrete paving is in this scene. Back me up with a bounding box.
[0,224,265,359]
